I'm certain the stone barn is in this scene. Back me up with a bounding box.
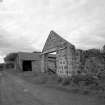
[15,52,41,72]
[41,31,76,77]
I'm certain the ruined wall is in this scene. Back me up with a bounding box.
[32,60,41,72]
[75,49,83,73]
[18,52,41,61]
[56,44,76,77]
[66,45,76,76]
[41,54,48,72]
[56,48,68,77]
[74,49,105,75]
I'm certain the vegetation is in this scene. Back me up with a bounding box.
[4,46,105,97]
[4,53,17,62]
[66,47,105,95]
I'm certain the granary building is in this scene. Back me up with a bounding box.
[4,52,41,72]
[15,52,41,72]
[4,51,57,73]
[41,31,77,77]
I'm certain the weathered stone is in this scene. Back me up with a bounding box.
[41,31,76,77]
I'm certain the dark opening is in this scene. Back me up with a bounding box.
[22,60,32,71]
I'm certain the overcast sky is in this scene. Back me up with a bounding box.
[0,0,105,62]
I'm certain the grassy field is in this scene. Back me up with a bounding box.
[5,69,105,97]
[3,69,105,104]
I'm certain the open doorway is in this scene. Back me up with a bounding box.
[47,52,56,73]
[22,60,32,71]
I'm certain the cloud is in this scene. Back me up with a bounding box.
[0,0,105,62]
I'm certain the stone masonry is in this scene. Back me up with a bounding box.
[41,31,77,78]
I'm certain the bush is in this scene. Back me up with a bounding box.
[82,90,90,95]
[71,74,98,86]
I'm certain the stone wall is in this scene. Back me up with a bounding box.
[32,60,41,73]
[56,48,68,77]
[75,49,84,73]
[15,52,41,72]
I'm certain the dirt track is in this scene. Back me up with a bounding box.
[0,71,103,105]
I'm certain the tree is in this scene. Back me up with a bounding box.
[4,53,17,62]
[103,45,105,53]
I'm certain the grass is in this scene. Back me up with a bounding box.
[4,69,105,99]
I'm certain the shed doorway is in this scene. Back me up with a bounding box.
[22,60,32,71]
[48,52,56,73]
